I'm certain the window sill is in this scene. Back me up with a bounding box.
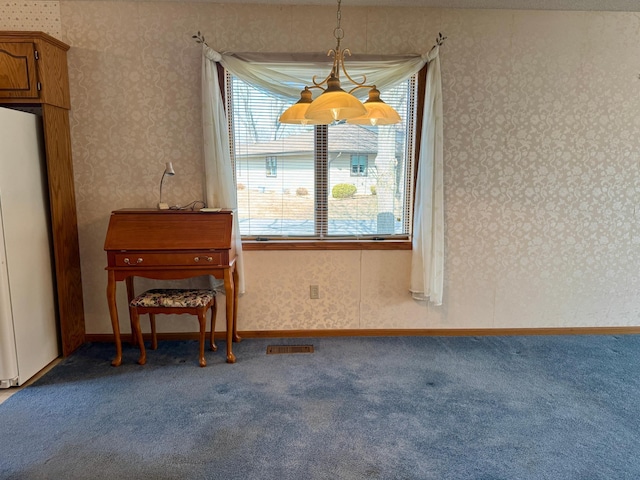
[242,239,412,251]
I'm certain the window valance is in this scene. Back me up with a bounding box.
[203,46,429,102]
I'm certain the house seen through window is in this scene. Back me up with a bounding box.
[227,72,417,239]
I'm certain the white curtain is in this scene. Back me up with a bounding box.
[201,44,444,303]
[205,48,427,103]
[202,46,245,293]
[410,46,444,305]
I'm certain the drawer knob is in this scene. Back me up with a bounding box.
[194,256,214,263]
[124,257,143,264]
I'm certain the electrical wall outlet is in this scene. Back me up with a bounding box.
[309,285,319,299]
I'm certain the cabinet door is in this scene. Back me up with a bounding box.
[0,42,39,99]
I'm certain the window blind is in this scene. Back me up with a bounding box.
[227,72,416,239]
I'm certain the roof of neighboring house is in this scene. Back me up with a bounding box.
[236,123,378,157]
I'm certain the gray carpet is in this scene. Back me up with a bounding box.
[1,335,639,479]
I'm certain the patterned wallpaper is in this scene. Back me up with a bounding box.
[5,3,640,334]
[0,1,61,37]
[439,10,640,329]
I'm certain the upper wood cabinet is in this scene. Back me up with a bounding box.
[0,31,84,356]
[0,31,70,108]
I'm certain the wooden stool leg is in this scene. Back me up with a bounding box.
[131,308,146,365]
[197,307,207,367]
[210,297,218,352]
[149,313,158,350]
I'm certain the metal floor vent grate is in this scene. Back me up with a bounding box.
[266,345,314,355]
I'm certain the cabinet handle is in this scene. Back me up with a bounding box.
[206,256,213,262]
[123,258,143,264]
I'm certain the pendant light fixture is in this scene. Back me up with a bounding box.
[279,0,401,126]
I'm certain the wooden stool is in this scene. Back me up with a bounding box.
[129,289,217,367]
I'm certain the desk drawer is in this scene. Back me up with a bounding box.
[114,251,224,267]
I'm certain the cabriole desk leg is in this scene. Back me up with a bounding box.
[224,268,236,363]
[232,267,241,343]
[107,271,122,366]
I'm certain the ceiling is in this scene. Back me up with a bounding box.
[153,0,640,11]
[170,0,640,12]
[59,0,640,12]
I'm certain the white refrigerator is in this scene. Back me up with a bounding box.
[0,106,59,388]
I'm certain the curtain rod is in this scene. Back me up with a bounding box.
[192,30,447,55]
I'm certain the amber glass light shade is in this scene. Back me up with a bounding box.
[347,87,402,126]
[279,87,325,125]
[304,74,367,123]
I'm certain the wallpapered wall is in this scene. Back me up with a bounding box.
[0,1,61,37]
[5,2,640,334]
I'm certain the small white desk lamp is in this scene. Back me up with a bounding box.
[157,162,175,210]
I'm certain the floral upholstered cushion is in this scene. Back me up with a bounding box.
[130,289,216,308]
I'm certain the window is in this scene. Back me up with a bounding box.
[266,156,277,177]
[350,155,368,177]
[227,72,416,240]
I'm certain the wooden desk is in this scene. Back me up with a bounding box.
[104,209,240,366]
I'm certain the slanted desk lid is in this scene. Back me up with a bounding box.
[104,209,233,251]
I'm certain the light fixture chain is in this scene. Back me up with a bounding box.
[334,0,344,49]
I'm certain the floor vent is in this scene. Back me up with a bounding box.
[266,345,314,355]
